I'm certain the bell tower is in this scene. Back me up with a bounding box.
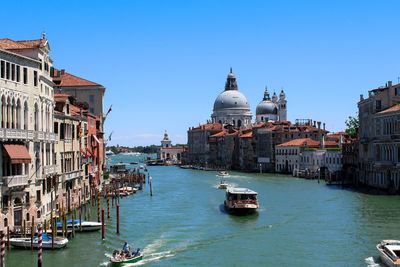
[161,130,172,148]
[278,90,287,121]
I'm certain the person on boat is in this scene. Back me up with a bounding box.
[122,241,131,254]
[134,248,141,257]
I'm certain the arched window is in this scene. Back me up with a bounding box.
[1,96,5,128]
[24,102,28,130]
[11,98,15,128]
[34,103,39,131]
[6,96,11,128]
[16,99,21,129]
[238,120,242,127]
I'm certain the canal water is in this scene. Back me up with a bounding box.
[5,154,400,266]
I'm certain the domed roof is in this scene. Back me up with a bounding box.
[256,100,278,115]
[213,90,250,111]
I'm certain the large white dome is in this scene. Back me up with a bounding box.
[213,90,250,112]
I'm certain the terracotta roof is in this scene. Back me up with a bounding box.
[277,138,320,147]
[240,131,253,138]
[53,68,102,87]
[253,122,266,129]
[209,131,225,137]
[0,38,47,50]
[162,147,185,151]
[190,123,222,131]
[377,104,400,114]
[324,140,339,147]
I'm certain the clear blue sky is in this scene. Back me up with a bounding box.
[2,0,400,146]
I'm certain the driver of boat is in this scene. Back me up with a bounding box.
[134,248,141,257]
[123,241,131,254]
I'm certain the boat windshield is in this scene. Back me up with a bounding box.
[240,194,257,200]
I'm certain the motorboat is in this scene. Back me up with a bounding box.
[110,250,143,266]
[219,180,228,189]
[8,234,68,249]
[217,171,230,177]
[130,162,138,165]
[377,240,400,267]
[224,187,259,215]
[57,219,102,232]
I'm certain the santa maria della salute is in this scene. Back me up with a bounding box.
[211,68,287,128]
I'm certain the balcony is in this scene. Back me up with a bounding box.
[65,170,81,181]
[3,175,29,187]
[43,165,57,176]
[0,128,35,141]
[36,131,58,143]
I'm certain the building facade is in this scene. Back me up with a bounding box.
[157,131,184,164]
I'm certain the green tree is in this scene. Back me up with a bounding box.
[345,114,359,139]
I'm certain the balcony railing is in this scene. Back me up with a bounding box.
[0,128,57,143]
[43,165,57,176]
[3,175,29,187]
[65,170,81,181]
[36,131,58,143]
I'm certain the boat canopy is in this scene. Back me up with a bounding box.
[34,234,51,241]
[227,187,257,195]
[57,219,85,226]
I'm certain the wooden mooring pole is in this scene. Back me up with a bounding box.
[6,227,9,251]
[97,189,100,222]
[37,224,42,267]
[107,186,110,218]
[0,230,5,267]
[101,208,105,240]
[116,203,120,234]
[149,176,153,196]
[31,216,34,250]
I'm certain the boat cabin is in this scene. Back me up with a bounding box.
[110,163,128,173]
[226,188,258,202]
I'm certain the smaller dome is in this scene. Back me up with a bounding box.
[256,100,278,115]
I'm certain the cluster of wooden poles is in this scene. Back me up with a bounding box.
[0,171,151,267]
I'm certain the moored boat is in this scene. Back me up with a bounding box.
[217,171,230,177]
[377,240,400,267]
[219,180,228,189]
[57,219,102,231]
[8,234,68,249]
[224,187,259,215]
[110,251,143,266]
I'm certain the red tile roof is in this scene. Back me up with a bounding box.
[209,131,225,137]
[377,104,400,114]
[277,138,320,147]
[190,123,222,131]
[240,131,253,138]
[0,38,47,50]
[53,68,102,87]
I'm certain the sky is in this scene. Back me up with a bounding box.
[2,0,400,146]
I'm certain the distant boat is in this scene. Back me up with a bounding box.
[57,219,102,232]
[217,171,230,177]
[110,250,143,266]
[219,180,228,189]
[8,234,68,249]
[106,150,115,156]
[224,187,259,215]
[377,240,400,267]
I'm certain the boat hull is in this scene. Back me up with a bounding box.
[110,255,143,266]
[57,222,102,232]
[377,245,400,267]
[224,202,258,215]
[9,238,68,249]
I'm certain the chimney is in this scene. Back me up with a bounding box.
[313,121,316,127]
[317,121,321,130]
[389,81,392,87]
[60,69,65,75]
[360,94,364,101]
[323,123,325,130]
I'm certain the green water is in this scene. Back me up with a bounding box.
[5,154,400,266]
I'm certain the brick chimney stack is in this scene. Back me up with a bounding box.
[317,121,321,131]
[323,123,325,130]
[313,121,316,127]
[60,69,65,75]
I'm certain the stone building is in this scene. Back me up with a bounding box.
[358,81,400,192]
[157,131,184,164]
[0,36,58,230]
[211,69,252,129]
[255,87,287,123]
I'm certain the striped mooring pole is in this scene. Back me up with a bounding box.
[97,189,100,222]
[0,230,5,267]
[37,224,42,267]
[107,186,110,218]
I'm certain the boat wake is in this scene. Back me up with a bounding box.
[125,250,175,266]
[365,256,383,267]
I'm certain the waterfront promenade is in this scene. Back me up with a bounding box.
[4,154,400,266]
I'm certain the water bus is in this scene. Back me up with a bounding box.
[224,187,259,215]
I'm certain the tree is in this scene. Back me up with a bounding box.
[345,114,359,139]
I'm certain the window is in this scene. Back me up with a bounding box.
[33,71,38,86]
[16,65,20,82]
[396,88,400,96]
[376,100,382,111]
[6,62,10,79]
[0,61,4,78]
[54,122,58,134]
[66,104,70,114]
[89,95,95,102]
[60,123,65,140]
[23,67,28,84]
[90,108,94,113]
[36,190,41,202]
[11,64,15,81]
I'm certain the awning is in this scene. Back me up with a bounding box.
[92,135,100,145]
[86,147,95,158]
[80,148,89,158]
[3,144,31,164]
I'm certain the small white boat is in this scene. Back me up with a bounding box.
[57,219,102,232]
[217,171,230,177]
[377,240,400,267]
[219,180,228,189]
[8,234,68,249]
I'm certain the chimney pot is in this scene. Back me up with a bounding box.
[317,121,321,130]
[389,81,392,87]
[313,121,316,127]
[323,123,326,130]
[60,69,65,75]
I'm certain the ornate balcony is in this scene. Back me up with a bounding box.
[36,131,58,143]
[0,128,35,141]
[65,170,81,181]
[3,174,29,187]
[43,165,57,176]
